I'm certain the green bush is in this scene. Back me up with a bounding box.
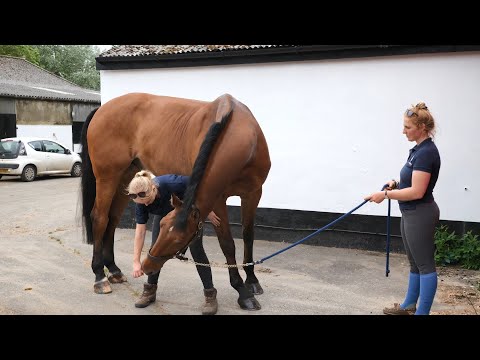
[434,225,480,270]
[460,231,480,270]
[434,225,462,266]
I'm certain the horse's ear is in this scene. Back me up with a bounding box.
[191,206,200,220]
[170,194,183,208]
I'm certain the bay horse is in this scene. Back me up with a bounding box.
[80,92,271,310]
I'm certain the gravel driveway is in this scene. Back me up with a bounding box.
[1,176,478,315]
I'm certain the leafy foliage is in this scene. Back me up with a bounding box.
[0,45,101,91]
[0,45,40,64]
[435,225,480,270]
[32,45,101,90]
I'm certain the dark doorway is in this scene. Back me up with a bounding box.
[0,114,17,139]
[72,121,84,153]
[72,121,83,145]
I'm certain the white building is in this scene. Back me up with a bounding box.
[95,45,480,251]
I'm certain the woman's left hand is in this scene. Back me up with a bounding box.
[207,211,221,227]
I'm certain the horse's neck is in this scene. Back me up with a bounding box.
[192,131,249,219]
[194,171,228,219]
[195,188,219,220]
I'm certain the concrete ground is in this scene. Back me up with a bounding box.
[0,176,478,315]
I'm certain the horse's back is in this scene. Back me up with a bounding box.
[87,93,224,174]
[89,93,209,147]
[92,93,209,130]
[87,92,269,185]
[93,92,254,135]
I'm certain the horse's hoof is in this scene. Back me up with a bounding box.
[94,278,112,294]
[238,296,261,311]
[108,272,127,284]
[245,282,264,295]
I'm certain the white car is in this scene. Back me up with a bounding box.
[0,137,82,182]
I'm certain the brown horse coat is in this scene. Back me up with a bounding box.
[81,92,270,309]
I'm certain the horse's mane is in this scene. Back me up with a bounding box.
[175,108,233,230]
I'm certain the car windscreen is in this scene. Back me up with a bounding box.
[0,140,21,159]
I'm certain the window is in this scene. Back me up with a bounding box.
[42,140,66,154]
[28,141,43,152]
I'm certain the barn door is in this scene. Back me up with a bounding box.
[0,114,17,139]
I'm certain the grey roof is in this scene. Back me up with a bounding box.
[96,45,480,71]
[0,56,100,103]
[99,45,283,57]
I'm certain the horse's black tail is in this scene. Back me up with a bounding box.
[80,108,99,245]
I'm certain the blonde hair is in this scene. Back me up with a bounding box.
[126,170,155,195]
[406,102,436,138]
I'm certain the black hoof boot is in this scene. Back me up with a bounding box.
[238,296,261,311]
[108,271,128,284]
[245,282,264,295]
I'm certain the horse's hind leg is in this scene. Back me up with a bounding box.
[91,178,121,294]
[102,171,135,283]
[213,199,261,311]
[241,188,263,295]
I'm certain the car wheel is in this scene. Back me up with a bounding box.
[21,165,36,182]
[71,162,82,177]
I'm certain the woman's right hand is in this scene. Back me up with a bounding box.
[132,260,144,278]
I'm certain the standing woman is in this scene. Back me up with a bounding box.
[364,102,441,315]
[127,170,221,315]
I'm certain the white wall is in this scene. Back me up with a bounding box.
[100,52,480,223]
[17,125,73,151]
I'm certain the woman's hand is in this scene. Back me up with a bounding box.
[207,211,221,227]
[386,180,397,190]
[364,191,386,204]
[132,260,144,278]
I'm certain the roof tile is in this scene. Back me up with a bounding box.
[99,45,282,57]
[0,56,100,103]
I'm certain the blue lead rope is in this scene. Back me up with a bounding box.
[385,189,391,277]
[256,200,368,263]
[256,184,392,277]
[380,183,391,277]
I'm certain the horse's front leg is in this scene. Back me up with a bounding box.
[213,201,261,311]
[241,189,263,295]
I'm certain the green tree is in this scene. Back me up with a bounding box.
[32,45,101,91]
[0,45,40,64]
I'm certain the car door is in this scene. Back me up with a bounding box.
[42,140,72,172]
[26,140,49,173]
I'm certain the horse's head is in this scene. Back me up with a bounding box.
[141,194,202,275]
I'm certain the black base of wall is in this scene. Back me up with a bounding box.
[118,203,480,254]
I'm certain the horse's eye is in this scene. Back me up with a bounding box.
[168,226,174,232]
